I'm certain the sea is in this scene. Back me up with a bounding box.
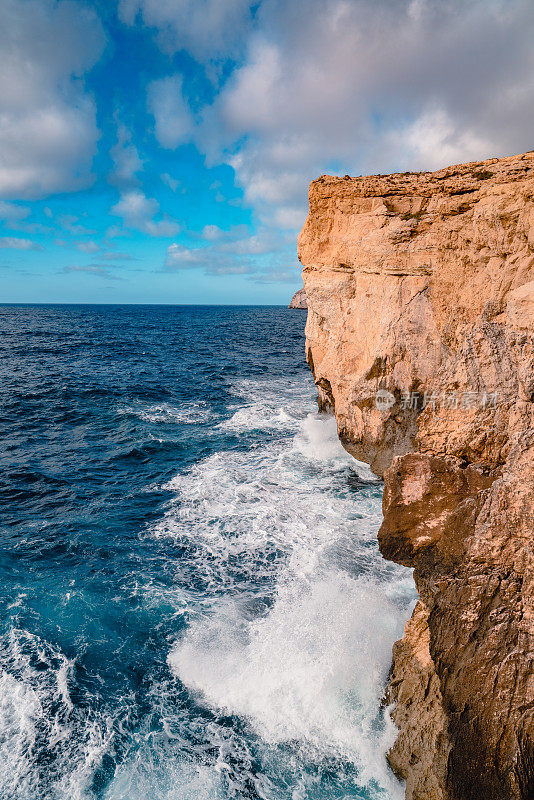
[0,304,415,800]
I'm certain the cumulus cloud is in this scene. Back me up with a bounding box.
[134,0,534,282]
[75,241,100,253]
[57,215,96,236]
[147,76,194,149]
[165,243,214,270]
[0,0,105,199]
[111,190,181,236]
[165,224,299,277]
[112,191,155,220]
[0,237,42,250]
[5,0,534,290]
[161,173,183,192]
[118,0,255,63]
[193,0,534,225]
[165,242,258,275]
[201,224,224,241]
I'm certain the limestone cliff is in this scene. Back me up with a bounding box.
[289,287,308,308]
[297,152,534,800]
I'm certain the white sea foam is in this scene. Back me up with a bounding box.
[104,759,224,800]
[0,628,113,800]
[169,570,405,794]
[157,378,415,799]
[218,376,311,433]
[118,401,213,425]
[219,404,296,433]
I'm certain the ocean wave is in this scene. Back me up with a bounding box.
[157,410,414,799]
[0,306,412,800]
[218,377,312,433]
[118,401,214,425]
[169,569,404,794]
[0,628,114,800]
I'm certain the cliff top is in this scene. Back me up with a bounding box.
[298,150,534,334]
[312,150,534,197]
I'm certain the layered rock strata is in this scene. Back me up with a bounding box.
[297,151,534,800]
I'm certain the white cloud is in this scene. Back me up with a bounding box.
[0,0,105,199]
[201,224,224,241]
[119,0,529,280]
[218,229,287,256]
[147,76,193,149]
[391,106,496,171]
[57,215,96,236]
[165,224,300,278]
[0,237,42,250]
[0,201,30,222]
[161,173,183,192]
[147,219,181,236]
[63,264,123,280]
[270,205,307,231]
[254,268,301,283]
[110,122,143,187]
[111,190,181,236]
[165,243,211,269]
[76,241,100,254]
[118,0,255,63]
[193,0,534,228]
[165,242,259,275]
[5,0,532,289]
[113,191,157,221]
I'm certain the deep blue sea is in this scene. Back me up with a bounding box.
[0,305,414,800]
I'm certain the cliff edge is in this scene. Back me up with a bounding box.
[297,151,534,800]
[289,287,308,308]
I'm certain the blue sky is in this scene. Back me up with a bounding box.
[1,0,533,304]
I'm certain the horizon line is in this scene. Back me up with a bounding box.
[0,301,301,307]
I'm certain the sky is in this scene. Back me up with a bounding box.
[1,0,533,305]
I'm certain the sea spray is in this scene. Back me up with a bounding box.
[162,399,414,798]
[0,305,414,800]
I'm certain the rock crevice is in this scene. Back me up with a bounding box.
[297,151,534,800]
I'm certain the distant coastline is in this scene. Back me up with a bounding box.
[288,288,307,309]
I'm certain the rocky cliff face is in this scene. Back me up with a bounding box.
[289,287,308,308]
[297,152,534,800]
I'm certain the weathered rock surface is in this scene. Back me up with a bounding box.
[288,287,307,308]
[297,151,534,800]
[385,600,450,800]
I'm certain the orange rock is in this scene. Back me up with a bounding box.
[298,151,534,800]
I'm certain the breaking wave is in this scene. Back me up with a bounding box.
[0,306,415,800]
[157,379,414,799]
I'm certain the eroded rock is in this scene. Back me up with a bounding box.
[288,287,308,308]
[298,151,534,800]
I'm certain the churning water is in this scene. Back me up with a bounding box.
[0,305,415,800]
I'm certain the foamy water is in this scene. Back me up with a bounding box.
[0,629,114,800]
[118,401,214,425]
[159,378,414,799]
[0,305,414,800]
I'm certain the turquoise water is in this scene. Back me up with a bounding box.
[0,305,414,800]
